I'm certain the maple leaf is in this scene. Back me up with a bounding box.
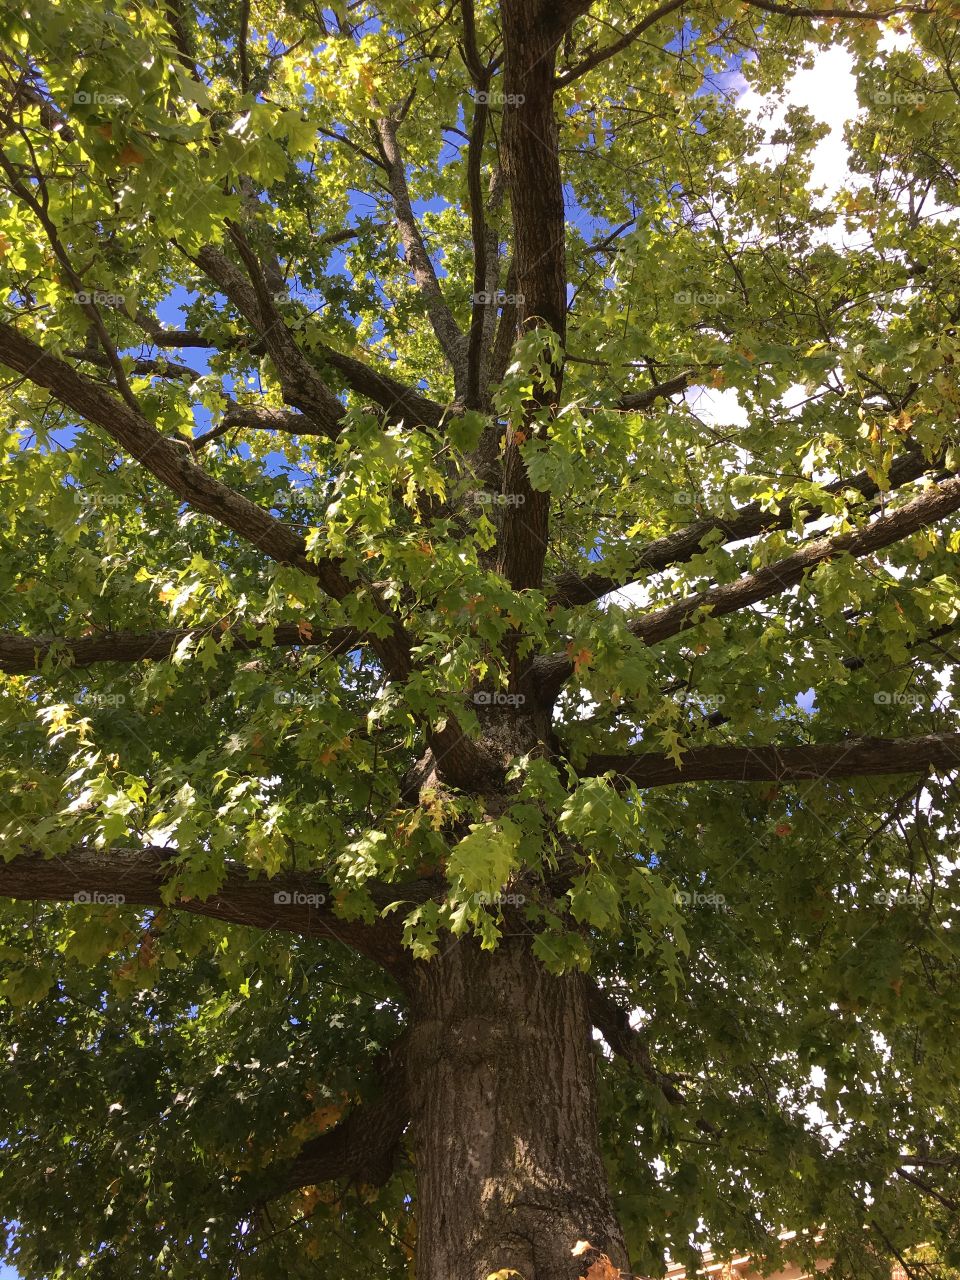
[566,643,593,674]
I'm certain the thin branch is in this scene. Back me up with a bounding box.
[0,146,141,413]
[66,349,201,382]
[614,369,697,412]
[586,983,718,1132]
[317,124,384,169]
[373,115,466,382]
[555,0,689,87]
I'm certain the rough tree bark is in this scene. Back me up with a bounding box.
[406,935,631,1280]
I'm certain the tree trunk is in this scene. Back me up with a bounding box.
[407,936,631,1280]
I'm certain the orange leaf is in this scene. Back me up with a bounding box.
[571,1242,621,1280]
[297,619,314,640]
[775,822,792,837]
[585,1258,620,1280]
[566,644,593,674]
[117,142,147,165]
[309,1103,344,1131]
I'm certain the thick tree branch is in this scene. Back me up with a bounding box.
[0,320,489,786]
[0,621,360,675]
[623,472,960,648]
[221,224,346,437]
[581,732,960,790]
[538,471,960,698]
[192,404,326,447]
[549,442,953,607]
[110,305,217,349]
[314,343,446,430]
[276,1037,409,1193]
[143,328,213,348]
[192,242,444,429]
[0,68,76,143]
[575,616,960,739]
[614,369,697,412]
[586,984,684,1102]
[0,317,362,606]
[477,166,508,398]
[488,256,518,389]
[741,0,932,17]
[465,83,490,410]
[0,847,423,971]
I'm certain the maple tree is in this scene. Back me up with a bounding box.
[0,0,959,1277]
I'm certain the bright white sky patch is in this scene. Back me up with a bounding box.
[738,45,859,197]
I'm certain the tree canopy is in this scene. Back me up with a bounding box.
[0,0,959,1277]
